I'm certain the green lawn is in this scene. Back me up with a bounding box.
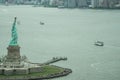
[29,65,64,76]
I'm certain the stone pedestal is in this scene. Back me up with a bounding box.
[3,45,22,68]
[6,45,21,62]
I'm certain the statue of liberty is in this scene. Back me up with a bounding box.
[9,17,18,46]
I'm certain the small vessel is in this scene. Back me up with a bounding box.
[94,41,104,46]
[40,21,44,25]
[17,21,21,25]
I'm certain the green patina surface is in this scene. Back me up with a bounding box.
[0,65,64,79]
[9,17,18,46]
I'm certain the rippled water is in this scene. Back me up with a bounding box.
[0,5,120,80]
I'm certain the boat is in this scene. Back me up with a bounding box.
[40,22,44,25]
[94,41,104,46]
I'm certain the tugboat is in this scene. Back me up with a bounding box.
[94,41,104,46]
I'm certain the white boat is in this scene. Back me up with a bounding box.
[94,41,104,46]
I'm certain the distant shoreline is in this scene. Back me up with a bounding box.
[0,4,120,9]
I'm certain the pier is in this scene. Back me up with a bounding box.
[42,57,67,65]
[24,57,67,66]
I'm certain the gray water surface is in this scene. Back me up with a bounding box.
[0,5,120,80]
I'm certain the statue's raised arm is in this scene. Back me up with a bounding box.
[9,17,18,46]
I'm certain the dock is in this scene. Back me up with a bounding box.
[42,57,67,65]
[24,57,67,66]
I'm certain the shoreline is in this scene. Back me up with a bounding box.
[30,68,72,80]
[0,4,120,9]
[0,65,72,80]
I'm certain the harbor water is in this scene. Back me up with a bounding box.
[0,5,120,80]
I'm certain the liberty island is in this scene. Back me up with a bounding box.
[0,17,72,80]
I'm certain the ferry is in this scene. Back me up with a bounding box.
[94,41,104,46]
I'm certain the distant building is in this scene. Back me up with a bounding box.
[3,0,17,4]
[49,0,88,8]
[64,0,68,7]
[49,0,58,7]
[57,0,64,7]
[91,0,99,8]
[22,0,37,5]
[76,0,88,7]
[0,0,4,3]
[91,0,120,8]
[106,0,117,8]
[87,0,91,5]
[67,0,76,8]
[1,0,119,8]
[41,0,50,6]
